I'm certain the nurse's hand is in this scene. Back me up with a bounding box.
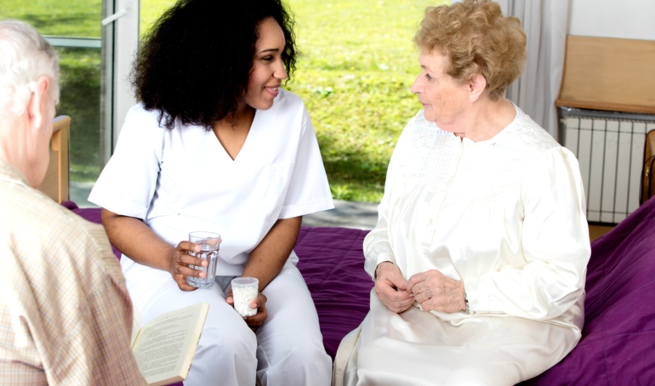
[407,270,466,313]
[374,262,414,313]
[226,291,268,330]
[167,241,208,291]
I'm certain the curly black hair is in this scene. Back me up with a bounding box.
[132,0,297,130]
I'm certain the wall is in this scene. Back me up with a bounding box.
[569,0,655,40]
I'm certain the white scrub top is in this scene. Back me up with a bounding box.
[89,89,334,276]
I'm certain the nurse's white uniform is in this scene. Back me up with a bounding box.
[334,107,591,386]
[89,89,334,386]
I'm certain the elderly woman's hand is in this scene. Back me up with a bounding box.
[374,262,414,313]
[407,270,466,313]
[167,241,207,291]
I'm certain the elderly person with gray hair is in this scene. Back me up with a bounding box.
[0,19,145,384]
[334,1,590,385]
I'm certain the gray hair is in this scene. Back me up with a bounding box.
[0,19,60,116]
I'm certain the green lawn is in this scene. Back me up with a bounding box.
[286,0,447,202]
[2,0,449,203]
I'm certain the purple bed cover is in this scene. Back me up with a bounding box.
[63,197,655,384]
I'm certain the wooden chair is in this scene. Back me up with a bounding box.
[38,115,70,203]
[641,130,655,205]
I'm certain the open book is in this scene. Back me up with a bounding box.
[131,302,209,386]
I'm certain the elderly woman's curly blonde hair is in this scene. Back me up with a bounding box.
[415,0,526,101]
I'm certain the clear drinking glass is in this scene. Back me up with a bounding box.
[186,231,221,289]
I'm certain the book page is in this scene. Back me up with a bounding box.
[131,302,209,386]
[131,307,143,346]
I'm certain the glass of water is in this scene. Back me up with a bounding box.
[186,231,221,289]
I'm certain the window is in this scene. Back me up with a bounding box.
[1,1,105,205]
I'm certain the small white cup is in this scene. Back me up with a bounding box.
[231,277,259,317]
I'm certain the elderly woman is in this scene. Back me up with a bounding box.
[333,1,591,385]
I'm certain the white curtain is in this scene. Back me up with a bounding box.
[498,0,571,141]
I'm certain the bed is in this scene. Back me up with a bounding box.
[42,116,655,384]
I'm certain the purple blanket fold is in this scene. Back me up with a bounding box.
[522,196,655,385]
[294,226,372,358]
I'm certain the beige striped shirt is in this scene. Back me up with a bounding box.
[0,160,146,385]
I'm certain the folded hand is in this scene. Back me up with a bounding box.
[407,270,466,313]
[373,262,414,313]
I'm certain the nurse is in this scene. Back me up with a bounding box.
[88,0,333,385]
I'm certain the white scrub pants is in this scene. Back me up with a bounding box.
[124,257,332,386]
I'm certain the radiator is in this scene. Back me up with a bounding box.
[559,107,655,224]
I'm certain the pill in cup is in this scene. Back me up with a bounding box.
[231,277,259,317]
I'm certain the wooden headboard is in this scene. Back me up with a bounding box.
[39,115,70,203]
[556,35,655,114]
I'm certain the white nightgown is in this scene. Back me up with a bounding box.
[335,106,591,386]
